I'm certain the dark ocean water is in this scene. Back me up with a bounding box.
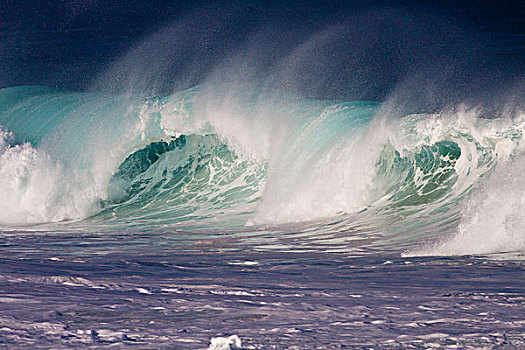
[1,1,524,349]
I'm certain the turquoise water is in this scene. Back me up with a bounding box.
[1,85,524,256]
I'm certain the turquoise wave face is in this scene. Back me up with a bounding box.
[98,134,266,228]
[0,85,523,255]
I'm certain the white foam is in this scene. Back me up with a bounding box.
[207,335,242,350]
[249,112,388,225]
[422,154,525,256]
[0,129,62,224]
[0,95,166,226]
[0,125,125,226]
[398,110,525,256]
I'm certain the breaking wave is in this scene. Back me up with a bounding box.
[0,85,524,256]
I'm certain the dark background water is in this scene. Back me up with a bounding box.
[1,0,523,103]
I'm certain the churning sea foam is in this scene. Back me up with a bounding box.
[0,128,63,224]
[406,108,525,256]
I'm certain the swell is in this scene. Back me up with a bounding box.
[0,85,524,256]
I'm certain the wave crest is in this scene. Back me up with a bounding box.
[1,86,524,256]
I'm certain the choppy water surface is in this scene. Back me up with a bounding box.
[0,230,524,349]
